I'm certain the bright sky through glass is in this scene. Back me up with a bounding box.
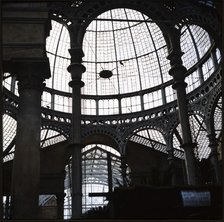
[44,8,215,116]
[82,8,171,96]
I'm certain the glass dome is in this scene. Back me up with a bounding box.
[44,7,220,115]
[82,8,171,96]
[2,7,221,159]
[46,8,171,95]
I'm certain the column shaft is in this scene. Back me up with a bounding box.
[120,155,127,186]
[167,28,198,185]
[71,143,82,218]
[107,152,114,218]
[67,48,85,219]
[175,84,197,184]
[70,83,83,218]
[173,80,198,185]
[11,59,50,219]
[107,153,113,193]
[12,87,42,218]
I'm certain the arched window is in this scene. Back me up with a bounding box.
[64,144,122,219]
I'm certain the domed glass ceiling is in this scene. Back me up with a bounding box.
[46,8,172,95]
[2,7,221,162]
[82,8,171,96]
[44,7,219,115]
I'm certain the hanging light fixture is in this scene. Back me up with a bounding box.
[99,70,113,78]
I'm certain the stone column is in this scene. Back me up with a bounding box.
[67,47,85,218]
[11,58,50,219]
[120,155,128,186]
[167,29,198,185]
[207,133,221,184]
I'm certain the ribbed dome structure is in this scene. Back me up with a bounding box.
[82,8,171,96]
[2,6,222,163]
[44,8,220,115]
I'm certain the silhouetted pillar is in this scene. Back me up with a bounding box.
[165,133,179,185]
[107,152,113,192]
[11,58,50,219]
[67,47,85,218]
[0,28,3,220]
[167,149,177,185]
[167,28,198,185]
[120,155,128,186]
[56,193,65,219]
[107,152,114,218]
[207,133,221,184]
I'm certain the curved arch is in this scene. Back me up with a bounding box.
[123,124,167,153]
[123,112,178,142]
[64,143,122,217]
[40,128,68,148]
[173,6,221,49]
[204,86,222,132]
[128,127,166,143]
[76,0,171,47]
[82,126,122,152]
[83,133,119,151]
[41,123,70,139]
[180,24,212,70]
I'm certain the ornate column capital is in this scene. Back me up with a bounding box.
[67,47,86,88]
[167,50,187,89]
[68,63,86,87]
[166,27,188,89]
[11,58,51,93]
